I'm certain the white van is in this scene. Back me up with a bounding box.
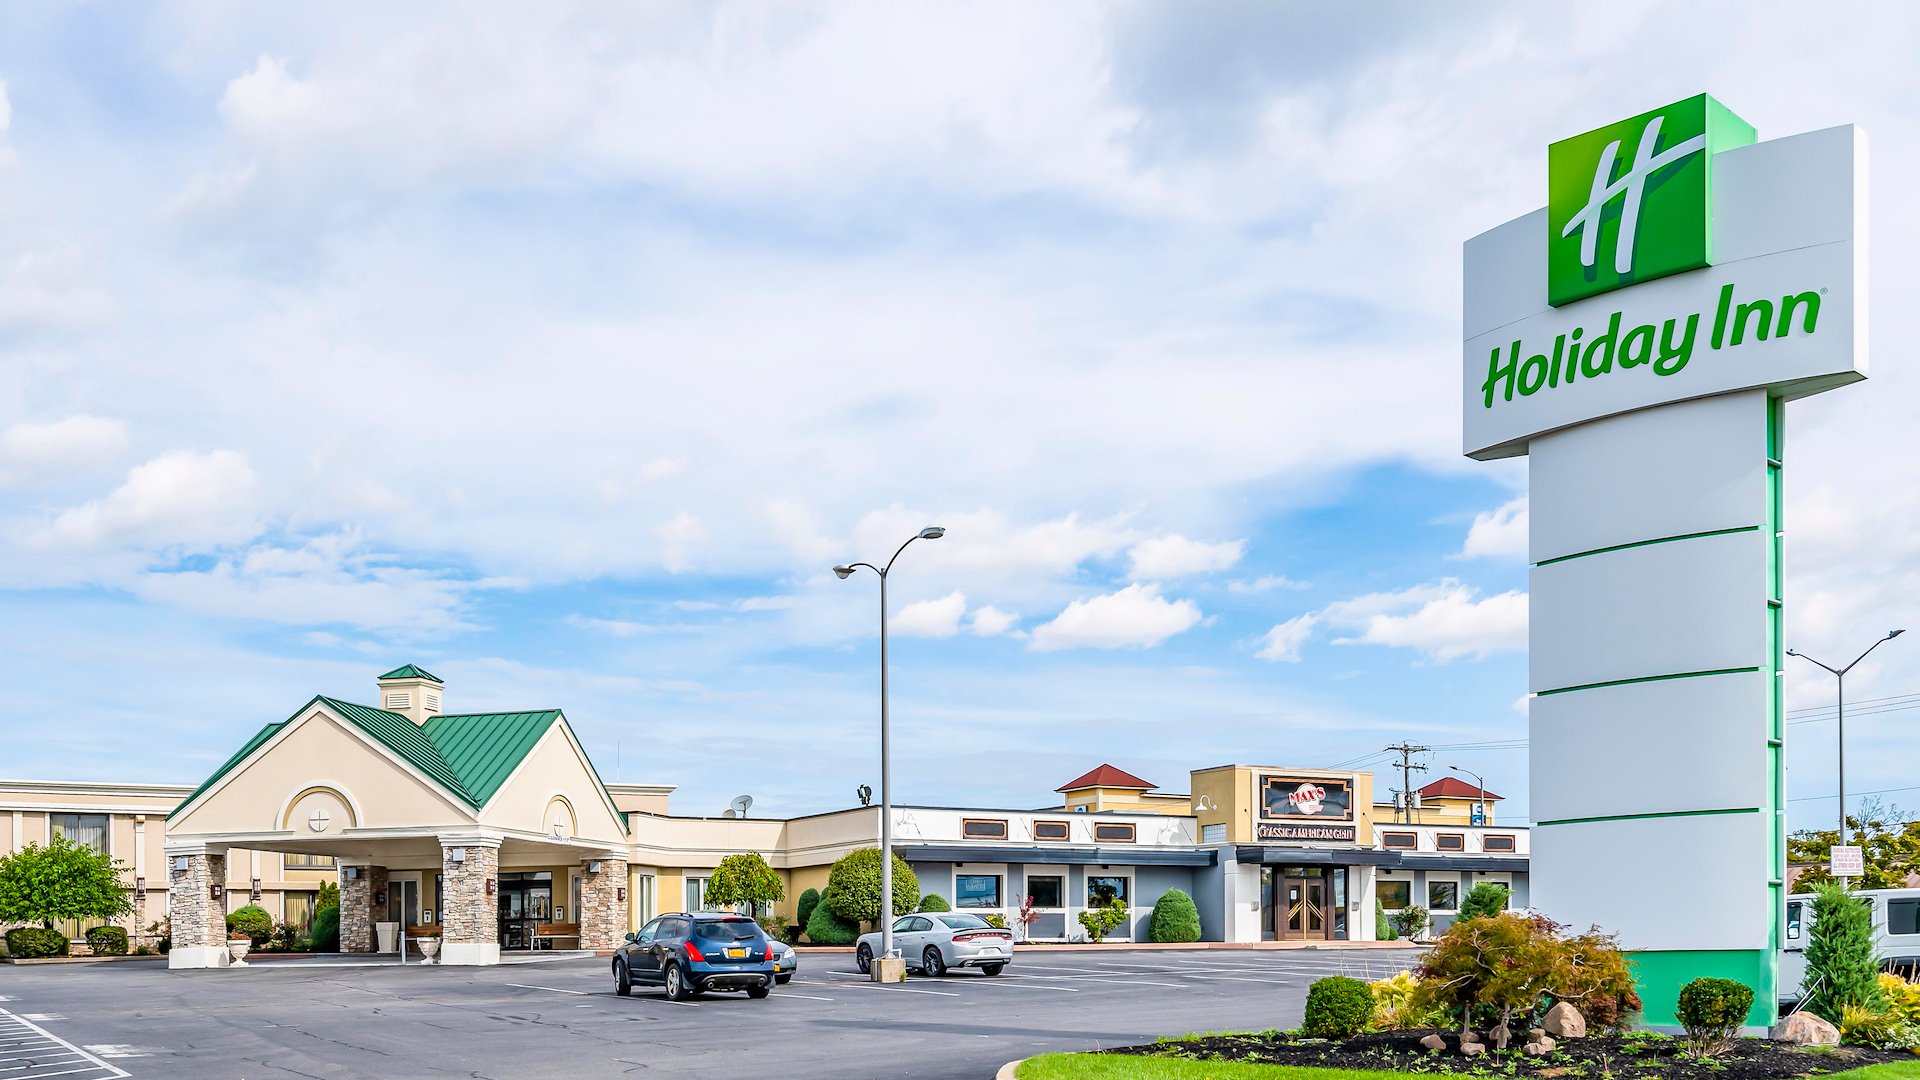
[1780,888,1920,1005]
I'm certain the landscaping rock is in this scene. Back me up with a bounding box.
[1459,1041,1485,1058]
[1769,1011,1840,1046]
[1523,1035,1557,1055]
[1544,1001,1587,1039]
[1458,1029,1482,1047]
[1419,1033,1446,1051]
[1528,1027,1546,1041]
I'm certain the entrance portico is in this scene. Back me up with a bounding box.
[164,667,633,968]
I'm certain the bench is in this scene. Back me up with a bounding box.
[532,922,580,950]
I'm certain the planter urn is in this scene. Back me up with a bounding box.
[419,936,441,964]
[227,938,251,966]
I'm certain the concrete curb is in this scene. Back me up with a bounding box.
[994,1058,1025,1080]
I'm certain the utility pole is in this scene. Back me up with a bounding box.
[1384,743,1430,824]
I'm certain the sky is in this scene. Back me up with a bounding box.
[0,2,1916,829]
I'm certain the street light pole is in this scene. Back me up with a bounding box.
[1788,630,1905,847]
[1448,765,1487,826]
[835,526,944,964]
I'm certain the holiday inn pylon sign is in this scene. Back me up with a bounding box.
[1462,93,1863,461]
[1463,95,1867,1029]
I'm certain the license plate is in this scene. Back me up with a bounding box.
[726,947,748,958]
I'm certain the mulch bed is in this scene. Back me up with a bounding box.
[1106,1029,1915,1079]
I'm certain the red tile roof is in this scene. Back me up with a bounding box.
[1419,776,1503,801]
[1056,764,1155,792]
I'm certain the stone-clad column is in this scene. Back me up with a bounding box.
[578,855,629,953]
[340,863,388,953]
[439,835,501,966]
[165,844,229,969]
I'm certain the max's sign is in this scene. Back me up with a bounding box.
[1261,776,1353,822]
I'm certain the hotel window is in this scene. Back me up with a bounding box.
[1381,831,1417,850]
[1378,879,1412,910]
[284,891,316,928]
[1428,880,1460,911]
[1033,820,1070,841]
[1436,833,1466,852]
[1093,822,1136,843]
[1086,875,1129,907]
[285,853,337,868]
[685,876,714,912]
[1027,875,1064,909]
[962,818,1009,840]
[1482,834,1517,853]
[956,874,1003,909]
[634,873,657,924]
[51,813,109,854]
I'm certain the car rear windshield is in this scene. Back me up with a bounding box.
[937,914,992,930]
[693,919,761,942]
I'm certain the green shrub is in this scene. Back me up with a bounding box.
[804,896,861,945]
[1304,975,1375,1039]
[1677,977,1753,1056]
[918,893,951,913]
[983,913,1008,928]
[0,836,132,930]
[704,852,784,913]
[310,905,340,952]
[1388,905,1429,940]
[1455,882,1509,923]
[1413,912,1641,1047]
[227,904,273,944]
[1841,1004,1920,1050]
[84,925,129,956]
[795,887,821,932]
[1148,889,1202,943]
[1077,898,1127,943]
[1369,970,1454,1030]
[1806,882,1884,1023]
[315,880,339,913]
[5,926,69,958]
[1375,900,1398,941]
[824,848,919,926]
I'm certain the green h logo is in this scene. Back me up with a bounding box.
[1547,95,1754,307]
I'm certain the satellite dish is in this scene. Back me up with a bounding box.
[722,808,737,818]
[729,794,754,818]
[857,784,873,807]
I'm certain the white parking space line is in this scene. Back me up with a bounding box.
[972,980,1079,992]
[1180,974,1290,984]
[772,993,837,1002]
[841,983,960,997]
[505,984,589,996]
[0,1009,128,1080]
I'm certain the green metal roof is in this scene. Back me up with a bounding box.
[377,664,443,683]
[170,696,588,821]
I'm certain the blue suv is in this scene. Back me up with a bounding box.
[614,912,777,1001]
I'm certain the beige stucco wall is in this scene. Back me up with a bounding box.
[171,704,476,835]
[477,723,626,845]
[1190,766,1252,842]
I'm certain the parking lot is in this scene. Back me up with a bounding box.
[0,947,1417,1079]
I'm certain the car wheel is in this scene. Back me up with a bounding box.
[980,963,1005,977]
[748,984,771,999]
[614,959,632,996]
[855,943,873,974]
[664,962,690,1002]
[923,946,947,977]
[776,973,791,985]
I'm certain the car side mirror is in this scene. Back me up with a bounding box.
[624,932,640,944]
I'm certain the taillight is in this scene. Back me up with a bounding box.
[684,941,706,962]
[953,932,982,943]
[766,942,778,961]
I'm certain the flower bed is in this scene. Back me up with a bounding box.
[1107,1029,1911,1080]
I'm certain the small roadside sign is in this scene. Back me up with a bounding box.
[1831,845,1865,878]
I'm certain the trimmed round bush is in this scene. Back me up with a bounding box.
[1455,882,1510,923]
[804,896,861,945]
[309,905,340,953]
[795,887,822,932]
[227,904,273,944]
[1677,977,1754,1056]
[918,894,951,913]
[5,926,70,959]
[1148,888,1202,943]
[85,925,129,956]
[1303,975,1374,1040]
[824,848,919,925]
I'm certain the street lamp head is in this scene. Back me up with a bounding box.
[1786,649,1800,657]
[918,526,945,540]
[1892,630,1907,640]
[832,565,855,580]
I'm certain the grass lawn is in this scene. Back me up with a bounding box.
[1013,1051,1920,1080]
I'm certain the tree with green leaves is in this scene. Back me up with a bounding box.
[1455,881,1511,923]
[1804,882,1884,1023]
[703,852,784,915]
[1790,797,1920,893]
[824,847,918,926]
[0,835,132,930]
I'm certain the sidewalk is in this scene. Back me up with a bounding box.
[793,939,1423,954]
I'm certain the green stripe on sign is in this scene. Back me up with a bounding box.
[1629,949,1777,1028]
[1536,807,1760,827]
[1532,524,1762,568]
[1535,667,1763,697]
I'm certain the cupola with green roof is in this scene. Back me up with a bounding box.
[376,663,445,725]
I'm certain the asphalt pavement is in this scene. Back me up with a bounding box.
[0,946,1419,1080]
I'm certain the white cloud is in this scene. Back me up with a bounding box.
[968,604,1021,638]
[1127,535,1247,579]
[890,590,968,638]
[0,77,10,135]
[1256,613,1318,662]
[1459,496,1528,560]
[1029,583,1203,652]
[48,450,259,550]
[0,416,129,484]
[1230,575,1307,594]
[656,512,707,573]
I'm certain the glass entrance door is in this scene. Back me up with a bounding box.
[497,872,554,950]
[387,878,420,928]
[1281,876,1328,940]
